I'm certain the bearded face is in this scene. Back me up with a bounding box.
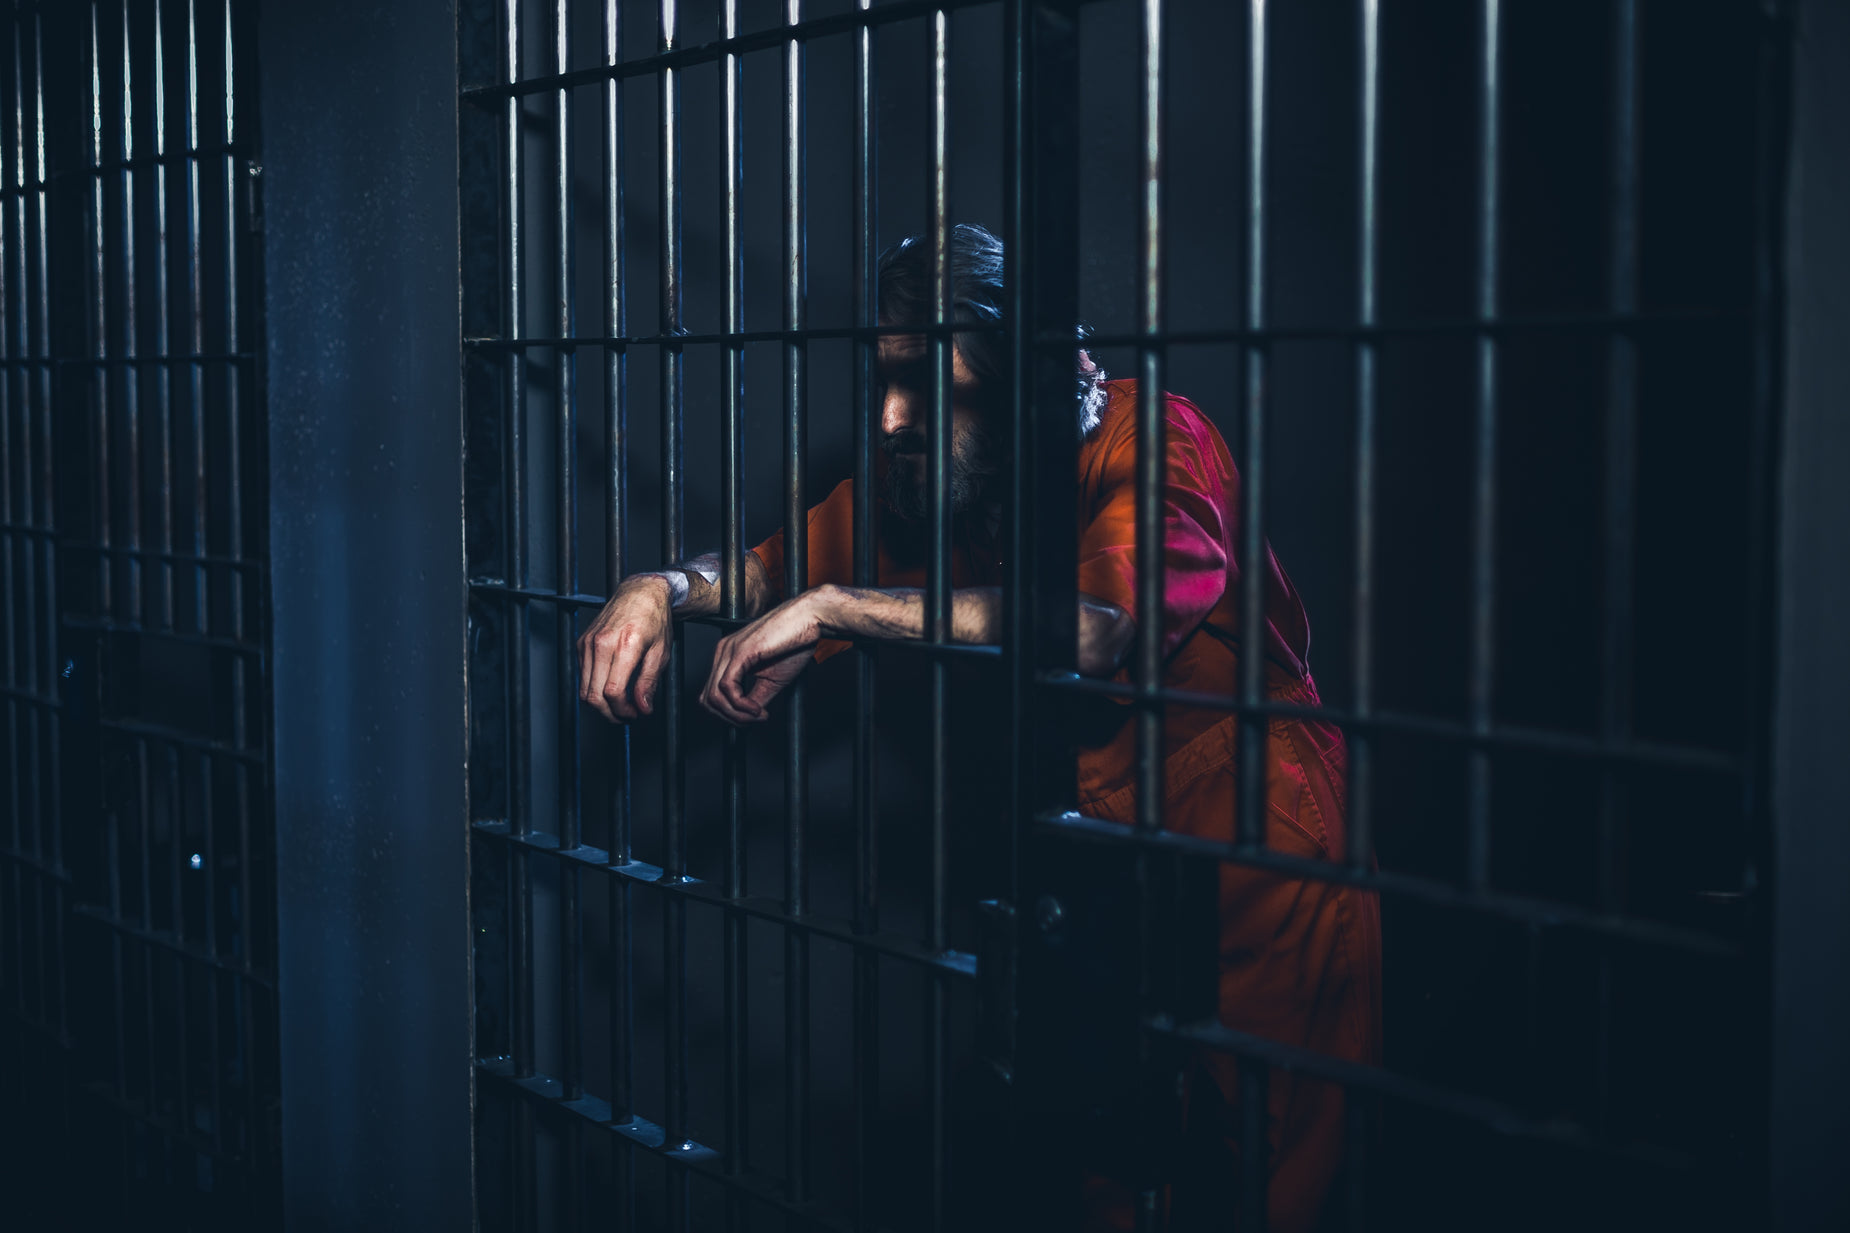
[878,410,1004,520]
[875,334,1005,522]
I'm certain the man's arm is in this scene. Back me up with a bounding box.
[699,583,1134,725]
[637,550,773,620]
[809,584,1133,677]
[578,550,773,722]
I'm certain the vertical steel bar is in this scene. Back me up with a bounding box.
[1235,0,1268,853]
[86,4,111,615]
[503,1,536,1227]
[118,0,141,625]
[553,0,584,1123]
[1736,9,1790,1213]
[782,1,811,1219]
[660,9,692,1233]
[15,0,37,927]
[223,27,257,1176]
[152,0,175,630]
[180,0,225,1155]
[1133,0,1163,837]
[1346,3,1381,1223]
[1348,0,1379,878]
[172,748,191,1144]
[137,738,156,1117]
[1597,0,1640,913]
[1593,0,1641,1137]
[850,2,878,1228]
[225,0,261,1168]
[0,2,17,1036]
[926,11,951,1230]
[1133,4,1164,1226]
[202,754,224,1155]
[221,0,247,748]
[1465,0,1502,894]
[1237,2,1271,1221]
[552,2,584,1225]
[720,0,749,1219]
[600,7,636,1225]
[183,0,205,631]
[29,4,58,1045]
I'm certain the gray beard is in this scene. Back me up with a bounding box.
[881,418,1004,521]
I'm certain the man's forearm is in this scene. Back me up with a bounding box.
[810,583,1003,644]
[631,551,771,620]
[807,582,1133,675]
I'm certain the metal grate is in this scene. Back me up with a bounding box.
[460,1,1786,1230]
[0,0,277,1225]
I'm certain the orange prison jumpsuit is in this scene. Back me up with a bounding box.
[752,380,1383,1232]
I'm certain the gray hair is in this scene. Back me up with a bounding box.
[877,223,1108,441]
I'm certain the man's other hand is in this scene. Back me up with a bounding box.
[577,574,675,722]
[700,593,824,725]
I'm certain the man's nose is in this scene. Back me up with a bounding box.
[880,387,917,439]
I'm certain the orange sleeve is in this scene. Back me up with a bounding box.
[1075,397,1233,661]
[748,478,859,606]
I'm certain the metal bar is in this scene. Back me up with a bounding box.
[59,348,254,367]
[659,6,692,1231]
[1034,810,1741,958]
[1736,4,1792,1214]
[1144,1017,1693,1171]
[152,0,176,630]
[461,0,1002,102]
[1,13,14,836]
[183,0,206,633]
[550,2,584,1223]
[202,753,224,1156]
[1132,3,1165,1225]
[602,5,635,1180]
[476,821,983,973]
[137,738,157,1115]
[84,4,112,616]
[720,1,749,1221]
[225,1,262,1166]
[1465,0,1502,894]
[68,541,261,570]
[479,1063,877,1233]
[850,3,878,1228]
[41,160,64,1033]
[59,612,263,655]
[1347,3,1381,1218]
[1133,0,1163,836]
[466,320,1012,349]
[1235,0,1269,859]
[783,2,811,1218]
[53,143,246,176]
[1035,677,1741,775]
[1,3,21,1041]
[167,746,191,1138]
[926,11,951,1230]
[1593,0,1641,1139]
[459,303,1748,350]
[1349,0,1379,877]
[219,0,249,760]
[178,2,227,1155]
[502,1,536,1226]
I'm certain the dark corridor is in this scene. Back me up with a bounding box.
[4,1,1849,1232]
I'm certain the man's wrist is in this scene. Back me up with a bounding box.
[626,570,685,609]
[805,583,844,638]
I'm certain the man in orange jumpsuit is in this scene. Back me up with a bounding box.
[578,224,1382,1231]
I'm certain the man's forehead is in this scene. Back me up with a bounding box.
[876,333,927,364]
[876,331,979,385]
